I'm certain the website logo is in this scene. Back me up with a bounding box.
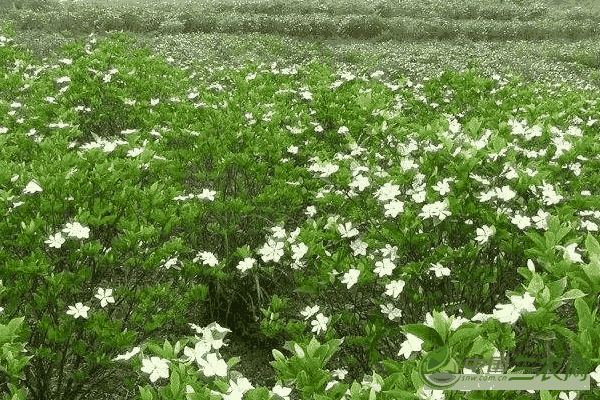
[419,346,591,391]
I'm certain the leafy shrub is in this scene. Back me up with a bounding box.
[0,0,55,11]
[338,15,387,40]
[373,0,396,18]
[252,0,288,15]
[179,10,218,33]
[118,6,163,33]
[158,18,185,35]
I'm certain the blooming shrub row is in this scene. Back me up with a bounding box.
[1,24,600,400]
[3,0,600,42]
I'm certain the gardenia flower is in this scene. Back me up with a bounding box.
[350,239,368,256]
[184,340,211,366]
[385,280,406,298]
[45,232,66,248]
[199,353,228,377]
[375,182,401,202]
[475,225,495,244]
[141,357,169,382]
[311,313,329,335]
[338,222,359,238]
[236,257,256,273]
[300,305,319,320]
[374,258,396,277]
[224,377,254,400]
[23,180,43,194]
[94,288,115,307]
[556,243,583,263]
[62,222,90,239]
[341,269,360,289]
[398,333,424,359]
[384,200,405,218]
[66,303,89,319]
[271,385,292,400]
[113,347,140,361]
[429,263,450,278]
[259,239,285,263]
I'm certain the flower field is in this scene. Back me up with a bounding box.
[1,0,600,399]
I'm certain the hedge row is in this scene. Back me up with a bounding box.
[5,8,600,42]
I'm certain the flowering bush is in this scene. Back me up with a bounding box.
[1,23,600,400]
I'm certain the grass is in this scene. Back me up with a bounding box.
[1,0,600,398]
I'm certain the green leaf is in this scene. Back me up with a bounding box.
[169,370,181,397]
[272,349,286,364]
[467,336,495,359]
[139,385,155,400]
[402,324,444,347]
[163,339,174,359]
[540,286,550,304]
[384,372,406,390]
[527,273,544,295]
[432,310,449,342]
[540,390,554,400]
[369,387,377,400]
[382,389,419,399]
[307,336,320,358]
[585,233,600,257]
[448,327,481,348]
[381,359,403,374]
[581,255,600,287]
[546,277,567,299]
[575,298,594,331]
[350,382,362,398]
[560,289,586,301]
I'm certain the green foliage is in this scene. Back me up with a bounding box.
[179,10,218,34]
[338,15,387,40]
[2,11,600,399]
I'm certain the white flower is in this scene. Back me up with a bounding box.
[94,288,115,307]
[199,352,228,377]
[236,257,256,273]
[55,76,71,84]
[375,182,401,202]
[475,225,495,244]
[338,222,359,238]
[429,263,450,278]
[127,147,144,157]
[23,180,43,194]
[62,222,90,239]
[384,200,405,218]
[495,185,516,201]
[511,214,531,230]
[559,391,577,400]
[291,242,308,260]
[349,174,370,192]
[259,239,285,263]
[300,305,319,320]
[271,385,292,400]
[311,313,329,335]
[45,232,66,248]
[66,302,90,319]
[113,347,140,361]
[184,340,211,365]
[162,256,180,270]
[374,258,396,277]
[590,364,600,383]
[398,333,423,359]
[141,357,169,382]
[341,269,360,289]
[385,280,406,298]
[556,243,583,263]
